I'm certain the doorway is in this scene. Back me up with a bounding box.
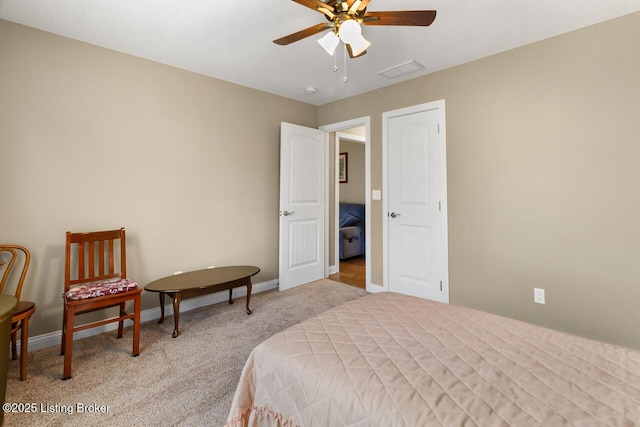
[319,117,371,292]
[329,130,366,289]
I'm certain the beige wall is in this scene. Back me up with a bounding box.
[3,12,640,351]
[0,20,317,336]
[319,12,640,350]
[338,139,365,205]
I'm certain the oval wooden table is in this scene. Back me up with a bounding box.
[144,266,259,338]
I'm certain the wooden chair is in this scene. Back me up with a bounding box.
[61,227,141,380]
[0,245,36,381]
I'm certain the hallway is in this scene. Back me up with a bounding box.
[329,255,365,289]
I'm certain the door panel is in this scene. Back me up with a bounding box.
[399,225,430,282]
[401,133,429,204]
[288,219,319,268]
[290,138,320,203]
[279,123,325,291]
[387,107,447,302]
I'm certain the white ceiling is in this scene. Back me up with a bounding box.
[1,0,639,106]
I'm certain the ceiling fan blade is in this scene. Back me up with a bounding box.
[274,23,331,45]
[355,0,371,11]
[318,6,336,19]
[363,10,436,26]
[348,0,361,14]
[291,0,331,13]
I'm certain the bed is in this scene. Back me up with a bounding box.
[226,292,640,426]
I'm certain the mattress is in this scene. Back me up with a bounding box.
[226,292,640,426]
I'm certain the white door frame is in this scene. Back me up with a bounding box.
[333,131,366,274]
[382,100,449,301]
[319,117,373,292]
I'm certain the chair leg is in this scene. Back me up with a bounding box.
[60,304,68,356]
[11,323,18,361]
[132,294,140,357]
[20,318,29,381]
[117,302,125,338]
[62,307,75,380]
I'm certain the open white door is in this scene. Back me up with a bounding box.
[279,122,325,291]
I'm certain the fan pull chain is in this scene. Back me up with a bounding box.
[343,44,348,84]
[333,50,338,72]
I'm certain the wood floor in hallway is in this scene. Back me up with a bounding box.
[329,255,365,289]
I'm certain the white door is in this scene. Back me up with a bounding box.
[385,102,448,302]
[279,122,326,291]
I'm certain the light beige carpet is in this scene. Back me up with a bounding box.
[4,279,366,427]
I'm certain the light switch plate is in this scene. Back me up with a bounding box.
[372,190,381,200]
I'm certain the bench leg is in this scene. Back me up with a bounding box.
[246,278,253,315]
[158,292,165,324]
[171,292,182,338]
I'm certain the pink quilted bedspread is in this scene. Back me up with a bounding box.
[226,292,640,426]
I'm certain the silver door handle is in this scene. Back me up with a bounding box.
[283,210,295,216]
[389,212,401,218]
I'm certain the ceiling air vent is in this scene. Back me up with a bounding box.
[377,60,425,79]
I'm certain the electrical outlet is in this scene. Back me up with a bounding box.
[534,288,545,304]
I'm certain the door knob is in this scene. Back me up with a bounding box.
[283,210,295,216]
[389,212,401,218]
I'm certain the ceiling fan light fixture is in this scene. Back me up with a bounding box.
[318,31,340,55]
[274,4,438,63]
[348,34,370,57]
[338,19,361,44]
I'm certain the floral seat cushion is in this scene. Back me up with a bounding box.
[64,278,138,301]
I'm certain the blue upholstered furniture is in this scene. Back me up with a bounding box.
[339,203,365,259]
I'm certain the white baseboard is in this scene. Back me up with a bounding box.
[366,281,385,293]
[328,264,338,275]
[24,279,279,353]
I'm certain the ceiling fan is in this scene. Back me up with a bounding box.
[274,0,437,58]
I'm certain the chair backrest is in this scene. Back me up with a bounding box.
[0,245,31,300]
[65,228,128,292]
